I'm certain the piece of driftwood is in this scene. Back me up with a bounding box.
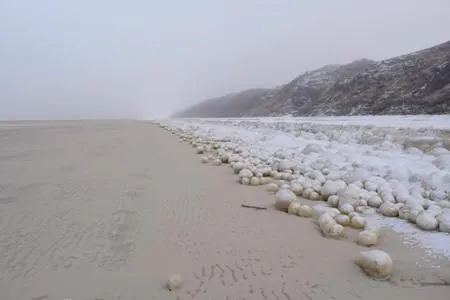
[419,281,450,286]
[241,204,267,210]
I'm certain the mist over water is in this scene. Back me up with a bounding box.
[1,0,449,119]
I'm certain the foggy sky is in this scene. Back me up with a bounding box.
[1,0,449,119]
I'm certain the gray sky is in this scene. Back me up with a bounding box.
[1,0,449,119]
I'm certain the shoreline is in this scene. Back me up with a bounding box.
[0,120,448,299]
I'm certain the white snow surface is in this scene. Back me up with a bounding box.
[161,115,450,257]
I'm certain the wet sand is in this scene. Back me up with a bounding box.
[0,121,448,300]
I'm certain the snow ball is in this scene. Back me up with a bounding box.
[310,191,321,201]
[355,249,393,280]
[404,147,423,155]
[337,185,361,207]
[437,200,450,209]
[429,147,450,156]
[302,187,314,199]
[275,188,297,211]
[312,203,332,217]
[335,214,350,226]
[233,162,245,173]
[321,223,345,239]
[318,213,336,229]
[241,177,250,185]
[297,205,314,217]
[351,215,367,229]
[279,159,295,172]
[321,180,347,199]
[311,180,322,193]
[302,143,324,155]
[365,221,381,238]
[288,201,302,215]
[430,190,447,202]
[416,212,438,231]
[327,208,341,217]
[398,203,424,223]
[260,177,270,185]
[281,183,290,189]
[364,180,379,192]
[426,204,442,217]
[355,206,365,213]
[379,202,399,217]
[358,199,368,207]
[328,195,340,207]
[403,137,441,152]
[255,172,263,178]
[212,158,222,166]
[357,230,378,247]
[167,274,183,291]
[196,146,205,154]
[238,168,253,178]
[290,182,304,196]
[266,182,279,193]
[250,177,261,186]
[437,213,450,233]
[200,156,209,164]
[339,203,354,215]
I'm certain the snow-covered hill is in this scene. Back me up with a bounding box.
[174,41,450,117]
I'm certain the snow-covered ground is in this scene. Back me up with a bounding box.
[160,115,450,257]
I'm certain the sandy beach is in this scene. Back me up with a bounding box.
[0,121,448,300]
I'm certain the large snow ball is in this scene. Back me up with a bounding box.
[318,213,336,230]
[379,202,399,217]
[167,274,183,291]
[290,182,304,195]
[339,203,355,215]
[357,230,378,246]
[302,188,314,199]
[415,212,438,231]
[302,143,325,155]
[275,188,297,211]
[298,205,314,217]
[266,182,279,193]
[355,250,393,280]
[398,203,424,223]
[241,177,250,185]
[367,195,383,208]
[321,223,345,239]
[200,156,209,164]
[250,177,261,186]
[288,201,302,215]
[260,177,271,185]
[337,185,361,207]
[328,195,340,207]
[238,168,253,178]
[335,214,351,226]
[351,215,367,229]
[321,180,347,199]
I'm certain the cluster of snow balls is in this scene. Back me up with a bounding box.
[274,189,314,218]
[164,125,450,234]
